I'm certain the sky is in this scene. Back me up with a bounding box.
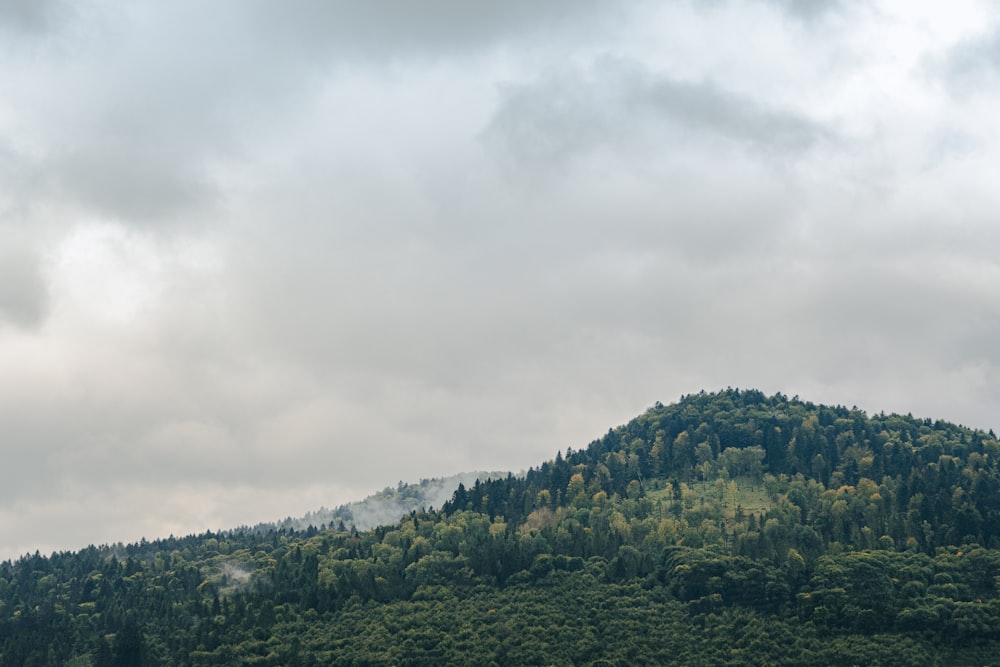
[1,0,999,560]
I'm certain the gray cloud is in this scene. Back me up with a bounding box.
[0,0,68,34]
[484,58,828,173]
[239,0,618,60]
[937,28,1000,95]
[0,0,624,227]
[759,0,849,21]
[0,261,46,328]
[49,141,214,223]
[1,0,999,560]
[0,234,47,328]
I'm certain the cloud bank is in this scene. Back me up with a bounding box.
[1,0,999,560]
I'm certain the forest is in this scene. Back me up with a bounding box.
[2,389,1000,665]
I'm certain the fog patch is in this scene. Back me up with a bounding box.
[220,562,252,590]
[259,471,510,533]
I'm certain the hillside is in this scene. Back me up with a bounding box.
[2,389,1000,665]
[251,471,506,534]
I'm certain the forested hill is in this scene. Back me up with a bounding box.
[443,389,1000,552]
[3,389,1000,666]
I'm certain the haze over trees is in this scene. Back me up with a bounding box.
[254,472,504,534]
[2,389,1000,665]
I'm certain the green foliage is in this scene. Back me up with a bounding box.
[3,389,1000,664]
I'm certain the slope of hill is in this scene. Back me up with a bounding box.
[249,471,507,534]
[2,389,1000,666]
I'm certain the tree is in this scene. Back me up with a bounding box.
[113,621,144,667]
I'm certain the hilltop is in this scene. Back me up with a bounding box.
[2,389,1000,665]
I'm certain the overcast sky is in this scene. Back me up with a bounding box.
[1,0,999,560]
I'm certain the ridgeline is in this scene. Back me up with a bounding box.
[3,389,1000,665]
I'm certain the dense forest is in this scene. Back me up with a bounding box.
[3,389,1000,665]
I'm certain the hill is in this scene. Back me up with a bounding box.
[2,389,1000,665]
